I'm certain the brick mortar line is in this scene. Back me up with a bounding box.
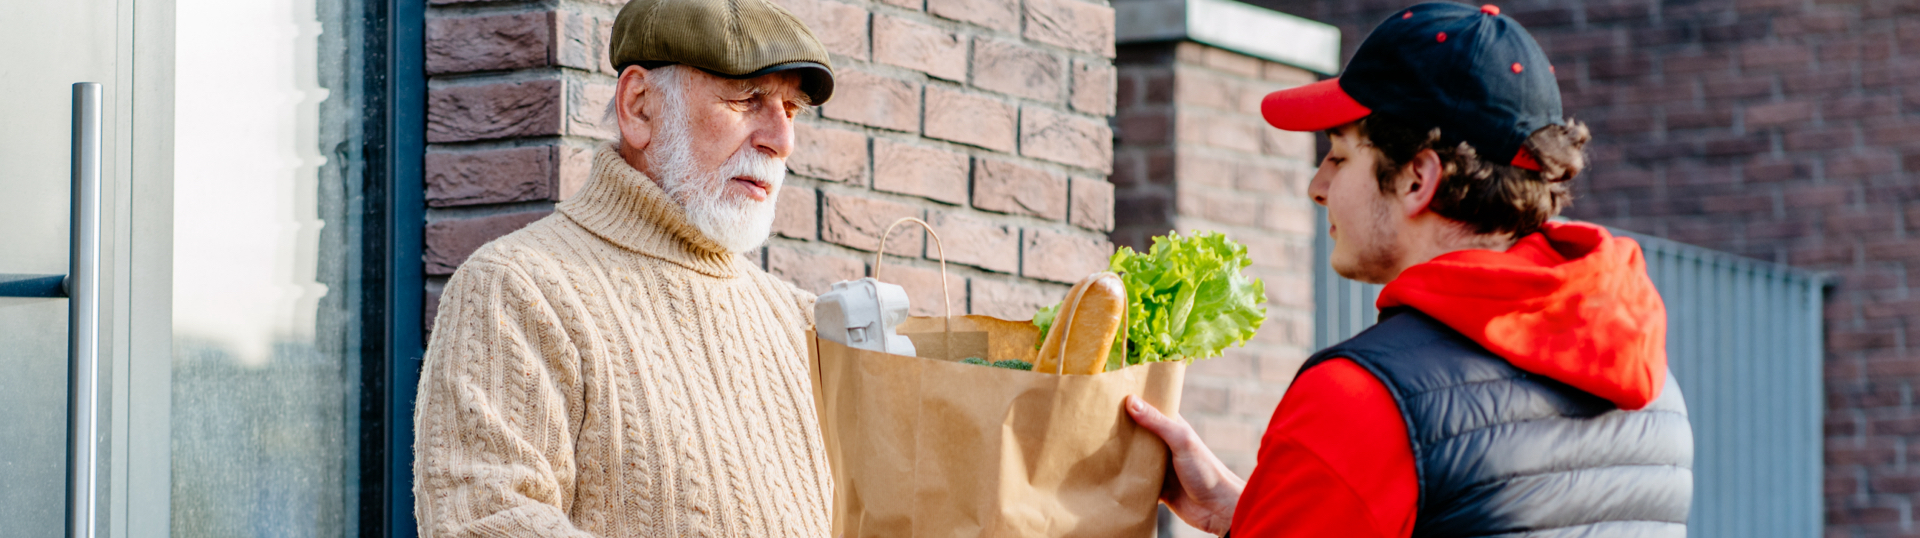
[426,67,614,88]
[425,0,562,17]
[427,0,624,18]
[806,176,1115,239]
[425,200,558,222]
[862,1,1117,63]
[764,236,1079,291]
[800,114,1109,181]
[1171,142,1321,169]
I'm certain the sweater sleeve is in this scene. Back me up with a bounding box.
[414,257,594,538]
[1228,358,1418,538]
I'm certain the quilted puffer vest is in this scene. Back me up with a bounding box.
[1298,308,1693,537]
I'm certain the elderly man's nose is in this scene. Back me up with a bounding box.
[756,110,795,159]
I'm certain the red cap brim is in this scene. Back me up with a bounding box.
[1261,78,1373,132]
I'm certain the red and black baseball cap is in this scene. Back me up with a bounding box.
[1262,1,1561,170]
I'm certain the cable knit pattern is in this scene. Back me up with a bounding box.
[414,144,830,537]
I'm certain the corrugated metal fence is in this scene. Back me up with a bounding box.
[1311,209,1828,537]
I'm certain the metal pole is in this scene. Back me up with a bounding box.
[67,81,101,538]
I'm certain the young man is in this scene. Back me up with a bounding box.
[1126,3,1694,537]
[411,0,838,535]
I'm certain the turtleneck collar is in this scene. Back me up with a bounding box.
[557,144,745,278]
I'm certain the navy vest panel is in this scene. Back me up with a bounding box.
[1299,309,1693,538]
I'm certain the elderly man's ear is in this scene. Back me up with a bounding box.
[615,65,656,157]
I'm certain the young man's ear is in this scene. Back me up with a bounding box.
[1397,148,1443,216]
[615,66,656,154]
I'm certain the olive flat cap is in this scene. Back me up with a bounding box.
[610,0,835,105]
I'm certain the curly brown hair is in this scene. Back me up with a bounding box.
[1359,116,1591,238]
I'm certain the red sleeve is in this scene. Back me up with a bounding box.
[1228,358,1417,538]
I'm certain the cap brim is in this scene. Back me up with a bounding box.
[719,61,835,106]
[1261,78,1372,132]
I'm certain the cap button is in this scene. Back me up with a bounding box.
[1481,4,1500,15]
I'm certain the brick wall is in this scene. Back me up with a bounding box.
[419,0,1122,327]
[1112,39,1321,486]
[1253,0,1920,535]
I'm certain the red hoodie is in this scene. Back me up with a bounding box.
[1228,221,1669,538]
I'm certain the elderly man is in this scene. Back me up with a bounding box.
[410,0,837,535]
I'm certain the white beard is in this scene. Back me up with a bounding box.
[645,92,786,254]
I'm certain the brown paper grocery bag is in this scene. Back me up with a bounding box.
[807,315,1185,538]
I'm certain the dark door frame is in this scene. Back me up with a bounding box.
[358,0,425,536]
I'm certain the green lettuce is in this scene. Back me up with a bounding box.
[1033,231,1267,370]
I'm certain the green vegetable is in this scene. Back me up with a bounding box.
[1033,231,1266,371]
[959,357,1037,371]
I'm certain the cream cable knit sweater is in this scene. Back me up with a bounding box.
[414,145,830,537]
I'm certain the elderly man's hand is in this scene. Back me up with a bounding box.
[1126,395,1244,536]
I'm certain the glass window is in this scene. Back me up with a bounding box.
[171,0,366,534]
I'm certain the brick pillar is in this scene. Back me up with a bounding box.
[419,0,1123,328]
[1111,2,1336,535]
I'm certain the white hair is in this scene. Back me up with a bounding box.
[611,64,786,253]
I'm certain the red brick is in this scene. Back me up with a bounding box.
[1071,59,1117,115]
[1829,153,1897,179]
[424,211,553,275]
[1178,185,1261,227]
[1661,51,1730,75]
[1699,73,1771,101]
[923,87,1017,152]
[1022,0,1115,57]
[773,185,817,239]
[1785,127,1855,152]
[1174,67,1241,111]
[821,70,921,132]
[771,0,869,60]
[972,159,1068,220]
[554,10,615,74]
[969,278,1063,319]
[1178,112,1264,154]
[766,246,865,295]
[1020,106,1114,172]
[1746,100,1815,128]
[873,15,966,82]
[425,146,555,207]
[821,192,925,254]
[557,144,595,200]
[1666,108,1733,130]
[872,140,969,205]
[865,262,965,318]
[566,80,617,139]
[1259,198,1314,236]
[1825,95,1898,120]
[1020,228,1112,283]
[972,38,1064,103]
[425,281,444,334]
[926,210,1019,273]
[789,122,868,183]
[928,0,1017,32]
[1201,47,1262,78]
[1742,43,1815,70]
[1262,129,1315,160]
[427,79,563,143]
[426,12,553,75]
[1826,209,1898,235]
[1069,176,1114,231]
[1117,110,1173,145]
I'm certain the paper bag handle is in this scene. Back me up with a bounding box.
[873,217,953,360]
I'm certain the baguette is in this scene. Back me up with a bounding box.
[1032,272,1127,375]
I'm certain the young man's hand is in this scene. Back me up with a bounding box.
[1125,395,1245,535]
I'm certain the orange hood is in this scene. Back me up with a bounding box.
[1377,221,1668,410]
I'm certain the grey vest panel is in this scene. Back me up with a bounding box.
[1300,309,1693,538]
